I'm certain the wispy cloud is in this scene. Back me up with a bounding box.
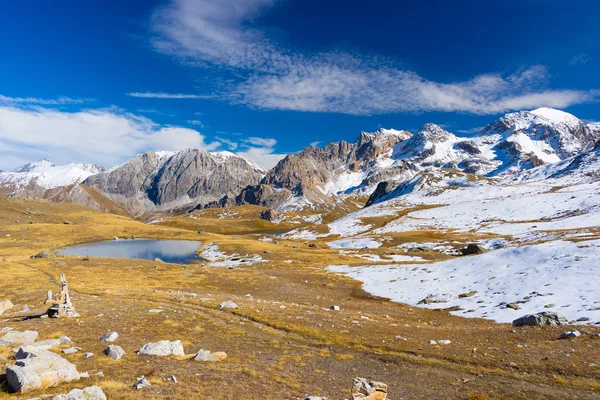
[455,126,485,135]
[186,119,204,127]
[0,94,90,106]
[128,92,213,99]
[569,53,590,67]
[236,136,286,169]
[149,0,600,116]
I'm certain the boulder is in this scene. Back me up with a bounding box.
[512,312,569,327]
[99,331,118,342]
[53,386,107,400]
[259,209,279,222]
[103,345,125,360]
[133,376,152,390]
[460,244,484,256]
[6,351,80,393]
[194,349,226,362]
[330,305,341,311]
[0,330,38,346]
[14,339,61,357]
[351,377,388,400]
[0,299,14,314]
[30,251,55,259]
[220,300,238,310]
[139,340,184,356]
[560,330,581,339]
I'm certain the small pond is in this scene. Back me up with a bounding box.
[57,239,203,263]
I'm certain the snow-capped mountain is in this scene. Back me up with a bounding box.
[0,159,104,189]
[231,108,598,211]
[83,149,266,215]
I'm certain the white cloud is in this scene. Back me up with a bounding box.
[0,94,90,106]
[236,136,285,169]
[187,119,204,127]
[569,54,590,67]
[128,92,213,99]
[0,105,218,170]
[150,0,600,116]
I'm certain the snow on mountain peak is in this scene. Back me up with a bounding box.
[17,158,55,173]
[530,107,580,125]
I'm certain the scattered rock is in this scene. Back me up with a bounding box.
[439,340,452,345]
[560,330,581,339]
[194,349,227,362]
[7,350,80,393]
[351,377,388,399]
[79,371,90,379]
[259,208,279,222]
[220,300,238,310]
[133,376,152,390]
[506,303,521,310]
[59,336,72,344]
[460,244,484,256]
[103,345,125,360]
[308,243,318,249]
[30,251,55,259]
[0,299,14,314]
[458,291,477,298]
[62,347,80,355]
[99,331,118,343]
[85,352,94,359]
[14,339,61,356]
[0,330,38,346]
[304,397,328,400]
[329,305,341,311]
[418,294,450,304]
[139,340,184,356]
[428,340,437,345]
[512,312,569,327]
[52,385,107,400]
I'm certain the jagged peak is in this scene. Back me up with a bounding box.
[415,123,454,141]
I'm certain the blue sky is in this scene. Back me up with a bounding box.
[0,0,599,169]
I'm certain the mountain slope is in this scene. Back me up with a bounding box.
[0,159,104,189]
[83,149,266,215]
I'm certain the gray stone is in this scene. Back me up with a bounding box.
[85,352,94,359]
[329,305,341,311]
[351,377,388,399]
[220,300,238,310]
[512,312,569,327]
[99,331,118,342]
[62,347,80,355]
[560,330,581,339]
[438,340,452,345]
[6,351,80,393]
[103,345,125,360]
[133,376,152,390]
[139,340,184,356]
[0,330,38,346]
[428,340,437,345]
[194,349,219,362]
[14,339,61,357]
[52,385,106,400]
[59,336,72,344]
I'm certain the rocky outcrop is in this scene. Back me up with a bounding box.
[351,377,388,399]
[6,350,80,393]
[512,311,569,327]
[104,345,125,360]
[83,150,265,214]
[0,330,38,346]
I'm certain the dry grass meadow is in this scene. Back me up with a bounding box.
[0,197,598,399]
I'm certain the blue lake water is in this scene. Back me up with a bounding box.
[57,239,203,263]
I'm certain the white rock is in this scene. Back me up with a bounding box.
[194,349,219,362]
[138,340,184,356]
[59,336,72,344]
[428,340,437,345]
[439,340,452,345]
[0,330,38,346]
[99,331,118,343]
[133,376,152,390]
[220,300,238,310]
[52,385,107,400]
[62,347,79,355]
[103,345,125,360]
[6,351,80,393]
[329,305,341,311]
[0,299,14,315]
[79,371,90,378]
[560,330,582,339]
[14,339,61,355]
[85,352,94,359]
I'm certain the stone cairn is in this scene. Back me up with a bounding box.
[45,273,78,318]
